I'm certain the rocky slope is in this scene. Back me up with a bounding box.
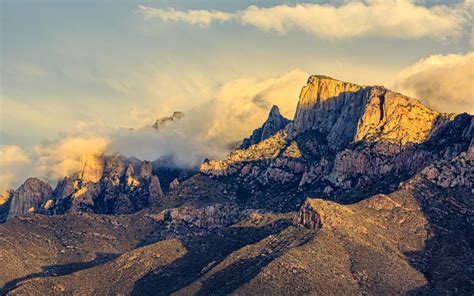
[2,148,471,294]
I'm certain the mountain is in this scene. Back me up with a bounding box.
[1,74,472,295]
[201,75,471,207]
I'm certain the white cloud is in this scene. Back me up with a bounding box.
[138,1,469,41]
[137,5,232,27]
[395,51,474,114]
[0,145,31,165]
[0,145,31,193]
[110,69,308,165]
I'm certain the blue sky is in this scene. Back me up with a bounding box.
[0,0,473,191]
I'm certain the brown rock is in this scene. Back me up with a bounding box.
[7,178,52,219]
[293,199,323,229]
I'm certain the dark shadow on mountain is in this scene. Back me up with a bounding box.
[194,228,314,296]
[132,218,310,295]
[0,252,119,295]
[405,183,474,295]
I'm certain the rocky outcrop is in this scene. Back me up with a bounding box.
[5,155,167,220]
[289,75,440,148]
[149,176,164,206]
[201,131,289,176]
[293,199,322,229]
[241,105,290,149]
[169,178,180,190]
[420,144,473,191]
[76,154,104,183]
[147,204,243,229]
[61,156,165,214]
[7,178,52,219]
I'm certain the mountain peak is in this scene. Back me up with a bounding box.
[289,74,440,148]
[240,105,290,149]
[7,177,52,219]
[269,105,281,116]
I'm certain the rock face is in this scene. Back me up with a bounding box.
[5,155,167,220]
[7,178,52,219]
[169,178,180,190]
[53,156,165,215]
[420,143,474,193]
[2,152,199,221]
[289,75,440,148]
[241,105,290,149]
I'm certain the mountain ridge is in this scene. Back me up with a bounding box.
[1,73,472,295]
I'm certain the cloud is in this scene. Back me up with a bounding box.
[0,145,31,165]
[0,145,31,194]
[202,69,306,143]
[110,69,308,165]
[137,5,232,27]
[395,51,474,114]
[33,136,110,182]
[138,1,469,41]
[0,126,110,193]
[2,70,308,191]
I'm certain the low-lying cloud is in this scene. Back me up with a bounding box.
[1,69,308,192]
[110,69,308,164]
[395,51,474,114]
[0,137,109,195]
[138,0,469,41]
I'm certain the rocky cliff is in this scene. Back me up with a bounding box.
[7,178,52,219]
[201,75,473,205]
[289,75,442,147]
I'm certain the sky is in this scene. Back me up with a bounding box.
[0,0,473,192]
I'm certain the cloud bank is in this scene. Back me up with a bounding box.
[138,0,469,41]
[0,137,109,194]
[110,69,308,164]
[1,70,308,192]
[395,51,474,114]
